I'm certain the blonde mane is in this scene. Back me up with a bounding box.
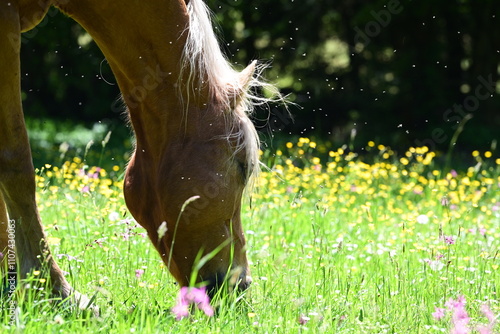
[180,0,281,187]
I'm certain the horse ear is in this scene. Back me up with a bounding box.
[238,60,256,89]
[230,60,256,109]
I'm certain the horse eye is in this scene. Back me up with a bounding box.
[236,160,248,183]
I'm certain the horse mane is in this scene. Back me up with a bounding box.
[181,0,281,188]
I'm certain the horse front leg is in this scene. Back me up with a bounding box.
[0,0,67,295]
[0,2,96,313]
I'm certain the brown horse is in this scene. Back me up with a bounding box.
[0,0,274,310]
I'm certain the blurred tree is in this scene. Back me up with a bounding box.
[20,1,500,151]
[20,9,119,122]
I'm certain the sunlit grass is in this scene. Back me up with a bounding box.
[1,139,499,333]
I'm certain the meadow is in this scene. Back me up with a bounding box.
[1,136,499,333]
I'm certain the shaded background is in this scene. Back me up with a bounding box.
[20,0,500,156]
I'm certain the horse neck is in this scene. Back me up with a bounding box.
[57,1,213,157]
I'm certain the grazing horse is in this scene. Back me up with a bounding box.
[0,0,273,309]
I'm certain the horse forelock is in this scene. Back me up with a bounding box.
[180,0,282,190]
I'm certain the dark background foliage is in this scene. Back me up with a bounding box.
[20,0,500,153]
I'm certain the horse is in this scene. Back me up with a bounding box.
[0,0,275,311]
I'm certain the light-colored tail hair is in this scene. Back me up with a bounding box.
[180,0,282,187]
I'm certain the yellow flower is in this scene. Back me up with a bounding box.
[423,152,434,165]
[47,237,61,245]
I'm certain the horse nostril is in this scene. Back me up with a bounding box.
[204,271,251,299]
[242,275,252,289]
[237,276,252,292]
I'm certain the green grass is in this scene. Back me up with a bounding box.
[1,136,499,333]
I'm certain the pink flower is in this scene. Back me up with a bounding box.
[444,236,455,245]
[434,297,497,334]
[298,314,310,325]
[89,167,101,179]
[477,325,493,334]
[135,269,144,279]
[81,185,90,193]
[94,238,106,247]
[172,287,214,320]
[480,304,495,324]
[445,295,466,309]
[447,296,471,334]
[118,218,133,225]
[476,304,497,334]
[171,302,190,320]
[432,307,446,320]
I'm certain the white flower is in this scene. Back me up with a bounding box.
[416,214,429,224]
[157,221,168,240]
[108,211,120,222]
[429,260,444,271]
